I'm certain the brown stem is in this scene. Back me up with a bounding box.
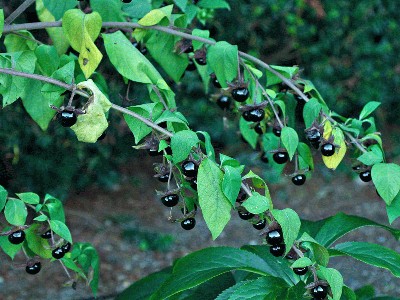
[4,0,36,25]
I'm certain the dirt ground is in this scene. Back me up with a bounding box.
[0,152,399,300]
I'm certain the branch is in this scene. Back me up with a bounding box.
[4,0,36,25]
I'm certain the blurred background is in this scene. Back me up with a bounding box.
[0,0,399,299]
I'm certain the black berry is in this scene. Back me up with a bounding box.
[359,170,372,182]
[97,131,107,141]
[269,244,286,257]
[26,262,41,275]
[212,75,222,88]
[181,218,196,230]
[41,230,52,239]
[242,109,265,122]
[164,146,172,155]
[236,189,247,203]
[161,194,179,207]
[148,148,162,157]
[311,285,328,300]
[253,219,266,230]
[186,59,196,71]
[293,266,308,275]
[321,143,335,156]
[231,88,249,102]
[273,127,281,137]
[181,160,198,178]
[217,95,231,110]
[266,229,283,245]
[292,174,306,186]
[190,178,197,190]
[62,242,72,253]
[52,247,65,259]
[254,123,263,135]
[195,57,206,65]
[238,210,254,220]
[158,173,171,183]
[273,152,289,164]
[57,110,77,127]
[8,230,25,245]
[122,0,132,3]
[183,45,194,53]
[306,129,321,143]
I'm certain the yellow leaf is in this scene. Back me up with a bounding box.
[323,119,332,140]
[78,31,103,79]
[322,128,347,170]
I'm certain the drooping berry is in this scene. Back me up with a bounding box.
[161,194,179,207]
[306,129,321,149]
[195,57,206,65]
[62,242,72,253]
[310,285,328,300]
[57,110,77,127]
[231,88,249,102]
[321,143,335,156]
[26,262,41,275]
[181,218,196,230]
[52,247,65,259]
[41,230,52,239]
[186,59,196,71]
[273,152,289,164]
[253,219,266,230]
[254,123,263,135]
[158,173,171,183]
[181,160,198,178]
[183,45,194,53]
[122,0,132,3]
[293,266,308,275]
[273,127,281,137]
[8,230,25,245]
[359,170,372,182]
[242,109,265,122]
[238,210,254,220]
[269,244,285,257]
[148,148,162,157]
[266,229,283,245]
[211,75,222,88]
[216,95,231,110]
[292,174,306,186]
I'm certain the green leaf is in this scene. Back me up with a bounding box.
[271,208,301,255]
[45,195,66,223]
[357,144,384,166]
[242,192,270,214]
[198,159,231,239]
[171,130,200,163]
[35,45,60,76]
[266,65,299,87]
[299,233,329,266]
[70,80,112,143]
[280,127,298,160]
[297,142,314,170]
[333,242,400,278]
[317,267,343,300]
[5,199,27,226]
[0,185,7,212]
[24,224,52,259]
[354,285,375,299]
[239,118,258,149]
[386,193,400,224]
[207,41,238,88]
[116,267,172,300]
[372,163,400,205]
[16,192,40,205]
[0,232,23,259]
[0,9,4,38]
[91,0,125,22]
[197,131,216,161]
[359,101,381,120]
[4,31,38,52]
[50,220,72,243]
[291,257,313,269]
[34,215,48,222]
[137,6,172,26]
[41,60,75,101]
[222,166,242,206]
[314,212,400,247]
[62,9,102,78]
[341,286,357,300]
[73,243,100,296]
[303,98,322,128]
[216,276,289,300]
[43,0,77,20]
[192,29,211,50]
[242,170,271,200]
[150,247,280,300]
[197,0,230,9]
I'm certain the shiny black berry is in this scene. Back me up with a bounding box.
[292,174,306,186]
[122,0,132,3]
[217,95,231,110]
[62,242,72,253]
[311,285,328,300]
[266,229,283,245]
[161,194,179,207]
[242,109,265,122]
[52,247,65,259]
[254,123,263,135]
[273,128,281,137]
[41,230,52,239]
[269,244,285,257]
[231,88,249,102]
[293,266,308,275]
[181,218,196,230]
[238,210,254,220]
[8,230,25,245]
[321,143,335,156]
[26,262,41,275]
[359,170,372,182]
[306,129,321,143]
[57,110,77,127]
[253,219,266,230]
[158,173,171,183]
[195,57,206,65]
[186,59,196,71]
[181,160,198,178]
[273,152,289,164]
[212,75,222,88]
[190,178,197,190]
[148,148,162,157]
[183,45,194,53]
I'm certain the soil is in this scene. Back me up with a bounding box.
[0,153,399,300]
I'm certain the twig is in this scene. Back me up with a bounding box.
[4,0,36,25]
[151,85,169,110]
[59,259,72,280]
